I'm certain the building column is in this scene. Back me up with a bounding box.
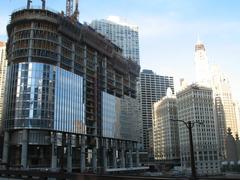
[57,36,61,66]
[112,147,117,169]
[67,134,72,173]
[120,142,125,168]
[28,23,34,62]
[80,136,86,173]
[2,131,9,164]
[51,133,57,171]
[129,143,133,168]
[103,146,108,171]
[102,139,108,171]
[136,143,140,167]
[92,147,97,173]
[21,129,28,168]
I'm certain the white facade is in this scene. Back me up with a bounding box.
[152,91,179,160]
[235,102,240,137]
[211,65,238,159]
[90,16,140,64]
[0,41,7,125]
[177,84,220,175]
[140,69,174,151]
[194,39,210,86]
[194,38,238,161]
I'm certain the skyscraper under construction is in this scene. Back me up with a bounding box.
[2,0,141,173]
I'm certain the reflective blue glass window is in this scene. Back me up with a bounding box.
[3,62,86,134]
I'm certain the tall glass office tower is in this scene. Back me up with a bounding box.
[140,69,174,151]
[90,16,140,64]
[0,41,7,127]
[2,3,141,173]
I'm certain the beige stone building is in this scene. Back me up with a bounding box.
[211,65,238,159]
[152,88,179,160]
[177,84,220,175]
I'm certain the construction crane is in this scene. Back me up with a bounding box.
[66,0,73,17]
[42,0,46,9]
[25,0,79,20]
[27,0,32,9]
[27,0,46,9]
[74,0,79,20]
[66,0,79,21]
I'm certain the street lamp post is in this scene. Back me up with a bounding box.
[171,119,203,180]
[187,121,196,180]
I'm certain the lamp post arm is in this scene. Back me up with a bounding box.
[170,119,188,127]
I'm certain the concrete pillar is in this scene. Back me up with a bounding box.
[51,133,57,171]
[21,130,28,168]
[2,131,9,164]
[136,144,140,167]
[103,146,108,171]
[129,143,133,168]
[120,142,125,168]
[67,135,72,173]
[80,136,86,173]
[28,23,34,62]
[112,147,117,168]
[51,144,57,170]
[92,147,97,173]
[57,36,61,66]
[71,43,75,71]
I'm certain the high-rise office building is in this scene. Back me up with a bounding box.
[177,84,220,175]
[194,39,210,86]
[194,38,238,161]
[0,41,7,126]
[90,15,142,149]
[211,65,238,159]
[152,88,179,160]
[90,16,140,64]
[235,102,240,137]
[140,69,174,151]
[2,3,141,173]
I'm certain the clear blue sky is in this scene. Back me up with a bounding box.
[0,0,240,100]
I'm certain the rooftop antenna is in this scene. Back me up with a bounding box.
[41,0,46,10]
[27,0,32,9]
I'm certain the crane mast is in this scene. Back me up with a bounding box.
[27,0,45,9]
[66,0,73,17]
[66,0,79,20]
[74,0,79,20]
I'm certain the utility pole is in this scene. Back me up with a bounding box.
[187,121,197,180]
[171,119,203,180]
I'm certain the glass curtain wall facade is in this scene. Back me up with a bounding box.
[102,92,138,141]
[90,18,140,64]
[4,62,85,133]
[0,41,7,127]
[54,66,85,134]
